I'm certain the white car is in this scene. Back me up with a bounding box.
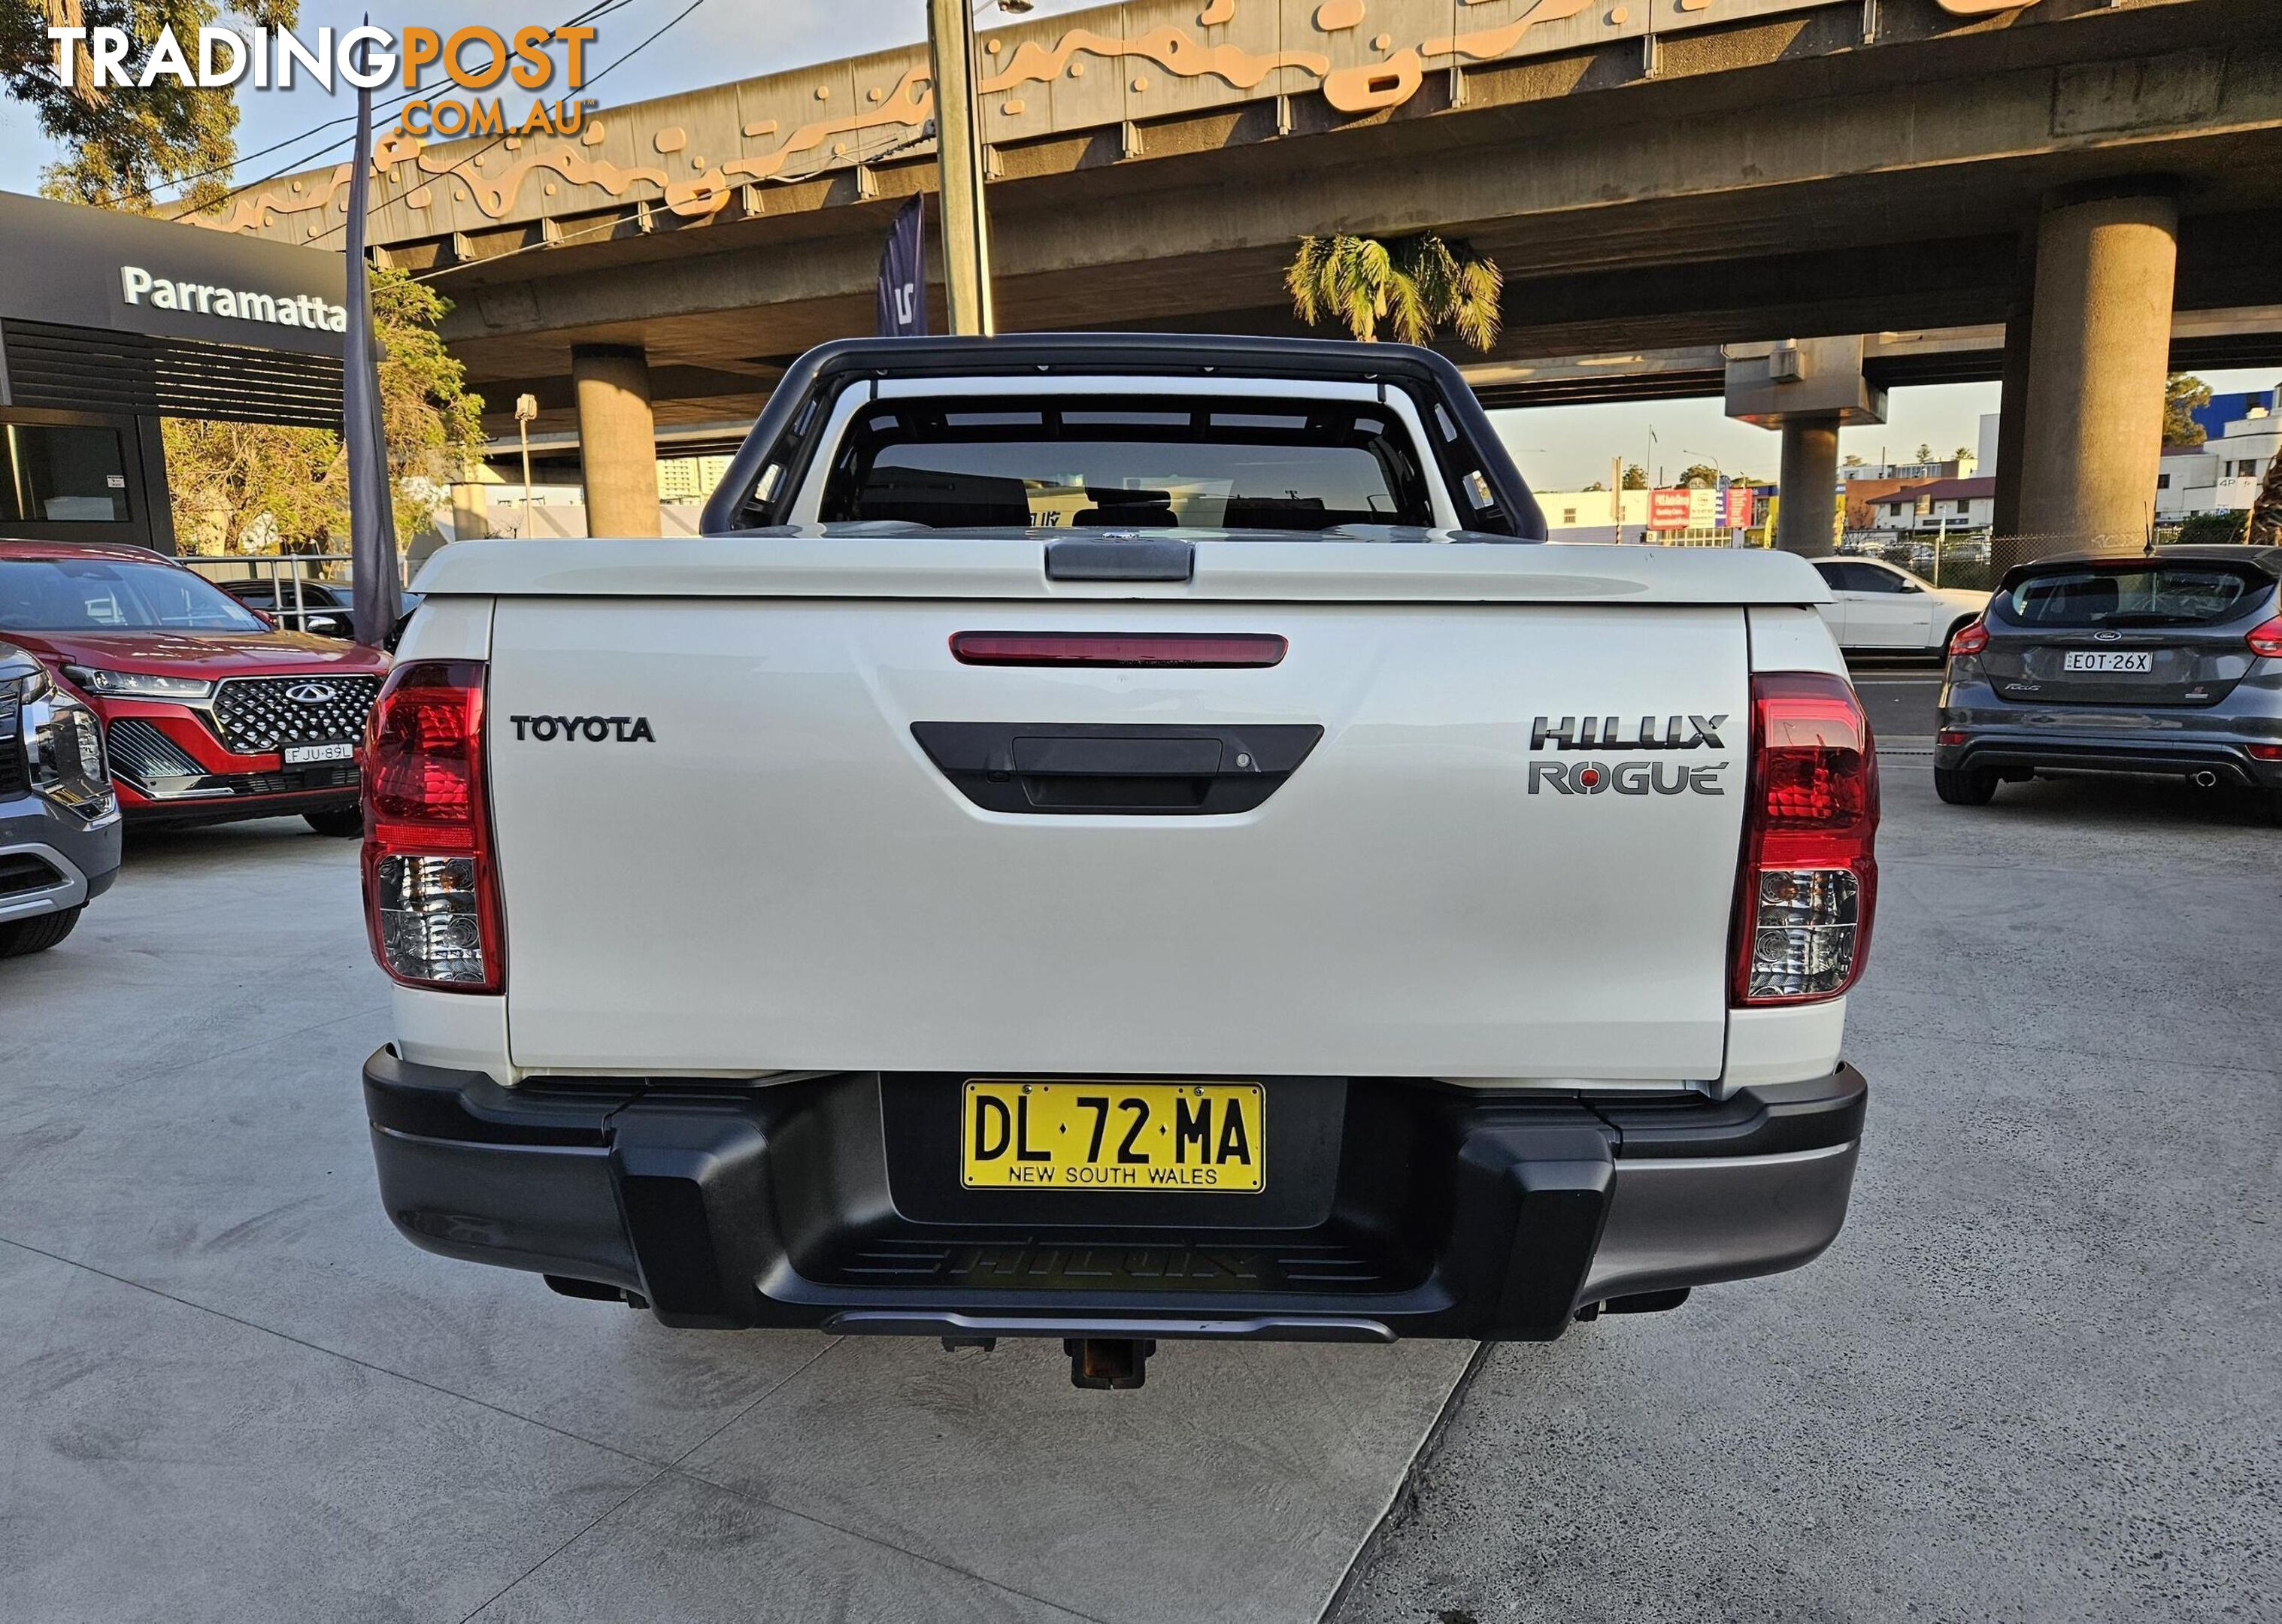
[1812,557,1989,653]
[356,335,1874,1391]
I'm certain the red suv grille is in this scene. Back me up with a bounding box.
[208,674,382,756]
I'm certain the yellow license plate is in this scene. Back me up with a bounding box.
[961,1080,1265,1193]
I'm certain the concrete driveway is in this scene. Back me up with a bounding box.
[1337,768,2281,1622]
[3,766,2274,1622]
[0,820,1465,1624]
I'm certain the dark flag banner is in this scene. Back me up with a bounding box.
[875,195,929,338]
[344,43,402,649]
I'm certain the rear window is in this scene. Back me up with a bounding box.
[1998,564,2268,629]
[817,397,1433,532]
[0,557,268,633]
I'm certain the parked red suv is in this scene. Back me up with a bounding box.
[0,541,388,834]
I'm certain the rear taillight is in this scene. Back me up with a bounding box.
[1947,619,1990,658]
[1732,672,1879,1007]
[2246,616,2282,658]
[362,660,502,993]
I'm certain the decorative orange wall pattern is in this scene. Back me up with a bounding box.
[187,0,2050,238]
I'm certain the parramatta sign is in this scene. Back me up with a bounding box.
[117,265,347,333]
[183,0,2053,243]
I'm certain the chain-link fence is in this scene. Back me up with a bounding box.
[1840,529,1997,591]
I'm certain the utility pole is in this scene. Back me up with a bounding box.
[927,0,995,335]
[514,392,538,538]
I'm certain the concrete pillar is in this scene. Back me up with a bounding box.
[2015,188,2178,555]
[1990,238,2035,558]
[1776,414,1841,556]
[571,342,660,538]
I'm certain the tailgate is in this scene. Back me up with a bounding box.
[486,596,1750,1081]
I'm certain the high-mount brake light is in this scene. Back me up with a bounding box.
[1947,619,1990,658]
[1732,672,1879,1007]
[950,631,1288,668]
[2245,615,2282,659]
[361,660,502,993]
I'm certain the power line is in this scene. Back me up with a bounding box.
[308,0,708,249]
[405,120,936,286]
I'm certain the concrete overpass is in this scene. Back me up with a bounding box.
[192,0,2282,553]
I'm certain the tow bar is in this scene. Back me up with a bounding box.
[1066,1337,1155,1390]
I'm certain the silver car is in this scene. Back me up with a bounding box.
[0,639,120,956]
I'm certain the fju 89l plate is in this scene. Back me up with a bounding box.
[961,1080,1264,1192]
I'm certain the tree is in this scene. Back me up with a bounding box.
[1286,233,1504,350]
[2164,373,2211,447]
[2250,450,2282,549]
[1955,447,1973,461]
[1581,480,1607,492]
[165,266,485,554]
[1678,463,1721,489]
[5,1,299,212]
[1620,464,1648,490]
[1841,454,1865,468]
[1915,443,1933,462]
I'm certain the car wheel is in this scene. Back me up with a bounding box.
[0,906,81,958]
[1934,765,1999,806]
[304,807,365,838]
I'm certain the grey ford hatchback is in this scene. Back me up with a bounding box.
[1935,546,2282,817]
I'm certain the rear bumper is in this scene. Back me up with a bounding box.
[1935,729,2282,787]
[365,1053,1865,1342]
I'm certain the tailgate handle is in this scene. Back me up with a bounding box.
[1011,735,1223,777]
[912,722,1323,816]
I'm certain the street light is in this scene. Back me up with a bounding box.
[514,392,538,539]
[927,0,996,335]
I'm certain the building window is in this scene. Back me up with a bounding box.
[1562,507,1577,524]
[2157,474,2171,489]
[2,423,130,524]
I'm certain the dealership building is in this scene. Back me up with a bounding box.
[0,190,346,555]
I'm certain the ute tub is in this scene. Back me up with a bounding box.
[365,1050,1867,1341]
[410,532,1833,607]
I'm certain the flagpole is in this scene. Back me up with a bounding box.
[344,20,402,647]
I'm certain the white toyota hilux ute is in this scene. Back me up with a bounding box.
[361,335,1874,1389]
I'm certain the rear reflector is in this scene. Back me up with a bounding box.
[950,632,1287,668]
[362,660,503,993]
[2249,743,2282,762]
[1733,672,1879,1007]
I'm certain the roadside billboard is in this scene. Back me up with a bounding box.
[1650,488,1722,530]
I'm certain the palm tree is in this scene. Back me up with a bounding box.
[1285,233,1504,351]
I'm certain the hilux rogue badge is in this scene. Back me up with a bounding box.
[285,682,338,704]
[1528,714,1729,796]
[508,714,656,743]
[1532,714,1726,751]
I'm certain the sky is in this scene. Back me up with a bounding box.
[5,0,2274,492]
